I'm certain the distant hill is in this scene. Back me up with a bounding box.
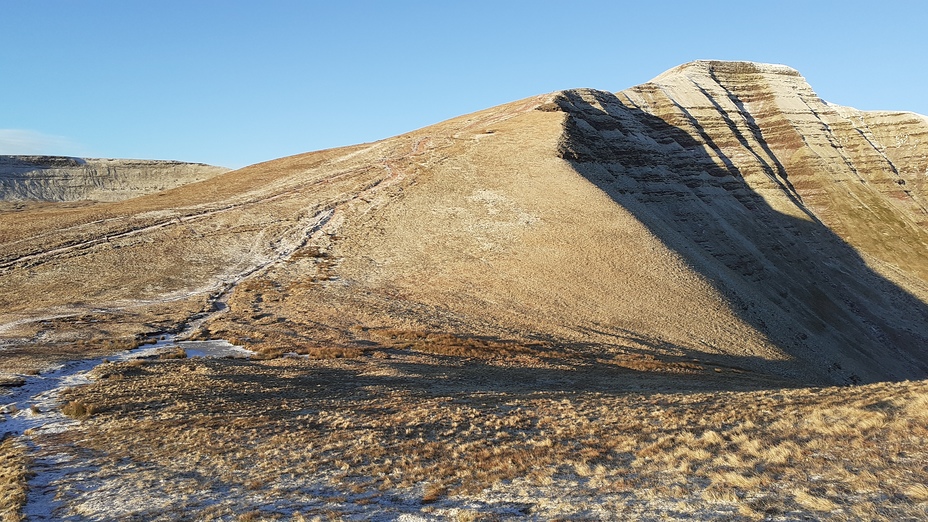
[1,60,927,385]
[0,155,229,201]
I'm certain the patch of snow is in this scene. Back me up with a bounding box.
[141,338,255,359]
[0,335,252,519]
[19,452,79,520]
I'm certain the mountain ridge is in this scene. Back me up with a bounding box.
[0,155,229,202]
[3,59,928,520]
[1,60,927,386]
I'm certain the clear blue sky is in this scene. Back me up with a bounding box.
[2,1,926,169]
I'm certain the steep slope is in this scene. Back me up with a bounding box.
[1,61,927,386]
[199,95,808,381]
[608,61,928,381]
[0,155,229,201]
[622,61,928,282]
[532,61,928,384]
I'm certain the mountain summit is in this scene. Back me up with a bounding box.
[2,60,927,385]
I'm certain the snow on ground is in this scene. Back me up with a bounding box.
[0,336,253,520]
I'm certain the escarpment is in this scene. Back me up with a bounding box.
[0,156,229,201]
[537,60,928,383]
[619,61,928,283]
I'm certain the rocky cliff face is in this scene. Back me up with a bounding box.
[621,61,928,275]
[0,156,229,201]
[1,61,926,385]
[552,60,928,383]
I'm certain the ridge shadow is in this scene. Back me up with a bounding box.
[553,89,928,385]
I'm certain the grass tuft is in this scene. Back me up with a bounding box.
[61,400,99,420]
[794,489,838,512]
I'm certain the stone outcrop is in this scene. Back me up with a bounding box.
[0,156,229,201]
[621,60,928,241]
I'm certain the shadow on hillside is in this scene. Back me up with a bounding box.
[115,353,802,423]
[553,89,928,385]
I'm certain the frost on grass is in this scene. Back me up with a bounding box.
[26,353,928,521]
[0,436,28,522]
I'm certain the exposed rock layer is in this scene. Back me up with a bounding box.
[0,156,229,201]
[554,60,928,383]
[1,60,927,385]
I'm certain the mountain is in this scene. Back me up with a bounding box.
[0,155,228,202]
[4,60,928,521]
[1,61,927,386]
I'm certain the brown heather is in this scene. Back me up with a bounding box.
[29,354,925,520]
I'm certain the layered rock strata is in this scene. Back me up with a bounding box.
[552,60,928,383]
[0,156,229,201]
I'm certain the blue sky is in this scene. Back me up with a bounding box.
[2,1,926,169]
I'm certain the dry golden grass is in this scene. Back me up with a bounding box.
[904,483,928,502]
[0,437,28,522]
[0,299,207,375]
[794,489,839,512]
[23,352,925,520]
[157,346,188,360]
[60,399,99,420]
[369,329,546,360]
